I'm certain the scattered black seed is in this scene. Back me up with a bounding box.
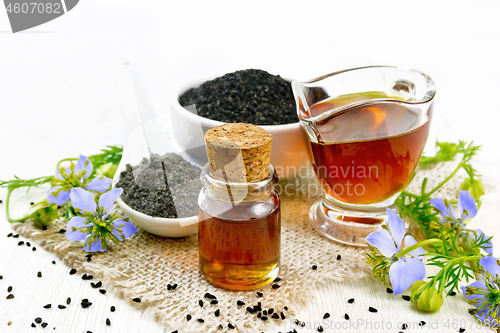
[204,293,217,299]
[186,314,191,321]
[401,323,408,329]
[312,265,317,270]
[13,234,19,238]
[459,328,466,333]
[318,326,324,332]
[106,318,111,326]
[199,300,204,307]
[246,307,254,313]
[7,233,12,237]
[43,304,51,309]
[32,323,36,328]
[132,298,141,303]
[66,297,71,305]
[402,295,410,301]
[42,226,47,230]
[271,313,279,319]
[69,269,77,275]
[210,300,218,305]
[419,321,426,326]
[345,313,350,320]
[59,229,65,233]
[7,294,14,299]
[348,298,354,303]
[30,202,34,205]
[0,275,2,279]
[261,316,268,321]
[257,313,262,319]
[7,286,12,292]
[58,305,66,309]
[337,254,341,260]
[32,247,36,251]
[52,261,56,265]
[41,323,48,328]
[299,321,306,327]
[450,291,457,296]
[116,153,203,218]
[272,284,280,289]
[197,319,204,323]
[284,306,288,311]
[171,331,177,333]
[274,278,281,282]
[35,318,42,324]
[368,307,378,313]
[86,255,92,262]
[280,312,285,320]
[167,284,172,290]
[0,200,2,203]
[387,288,393,294]
[263,310,267,316]
[81,300,93,308]
[82,298,88,302]
[81,274,93,280]
[99,289,107,294]
[171,284,178,290]
[18,241,24,246]
[37,272,42,278]
[268,308,274,315]
[323,313,330,319]
[111,306,116,312]
[257,292,263,297]
[228,323,235,329]
[237,300,245,306]
[215,309,220,317]
[26,242,31,247]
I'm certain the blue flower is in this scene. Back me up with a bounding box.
[66,187,138,252]
[462,256,500,328]
[367,208,426,295]
[429,190,478,225]
[47,155,112,206]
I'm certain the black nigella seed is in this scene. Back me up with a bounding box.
[82,274,93,280]
[280,312,285,320]
[0,275,2,279]
[81,301,92,308]
[13,234,19,238]
[274,278,281,282]
[323,313,330,319]
[99,289,107,294]
[402,295,410,301]
[210,300,218,305]
[7,286,12,292]
[26,242,31,247]
[204,293,217,299]
[284,306,288,311]
[263,310,267,316]
[95,281,102,288]
[30,202,34,205]
[171,331,178,333]
[459,328,466,333]
[58,305,66,309]
[368,307,378,313]
[218,324,223,330]
[197,319,204,323]
[18,241,24,246]
[387,288,393,294]
[111,306,116,312]
[66,297,71,305]
[401,323,408,329]
[59,229,66,233]
[7,293,14,299]
[171,284,178,290]
[43,304,51,309]
[52,261,55,265]
[106,318,111,326]
[272,284,280,289]
[348,298,355,303]
[271,313,279,319]
[31,323,36,328]
[186,314,191,321]
[215,309,220,317]
[85,254,92,261]
[32,247,36,251]
[42,226,47,230]
[345,313,350,320]
[318,326,324,332]
[268,308,274,315]
[7,233,12,237]
[69,269,77,275]
[257,292,263,297]
[237,300,245,306]
[261,316,268,321]
[312,265,318,270]
[228,323,235,329]
[132,298,141,303]
[167,284,172,290]
[199,300,203,307]
[35,318,42,324]
[337,254,341,260]
[246,307,253,313]
[450,291,457,296]
[257,312,262,318]
[41,323,48,328]
[419,321,426,326]
[37,272,42,278]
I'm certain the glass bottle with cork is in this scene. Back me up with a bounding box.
[198,123,281,290]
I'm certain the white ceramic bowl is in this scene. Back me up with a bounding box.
[170,79,311,179]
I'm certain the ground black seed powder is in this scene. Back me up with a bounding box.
[116,153,202,218]
[179,69,297,125]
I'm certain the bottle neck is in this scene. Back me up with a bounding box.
[201,164,278,203]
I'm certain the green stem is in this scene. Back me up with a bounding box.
[426,162,464,198]
[5,188,31,223]
[397,238,444,258]
[56,158,78,170]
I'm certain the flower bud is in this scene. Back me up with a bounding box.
[30,199,59,227]
[459,178,485,203]
[96,162,118,179]
[410,281,443,312]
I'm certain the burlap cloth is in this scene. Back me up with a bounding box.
[12,163,468,333]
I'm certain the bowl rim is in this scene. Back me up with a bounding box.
[170,78,301,131]
[116,197,198,226]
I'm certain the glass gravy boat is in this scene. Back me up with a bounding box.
[292,66,436,246]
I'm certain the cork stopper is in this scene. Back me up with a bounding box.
[205,123,272,183]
